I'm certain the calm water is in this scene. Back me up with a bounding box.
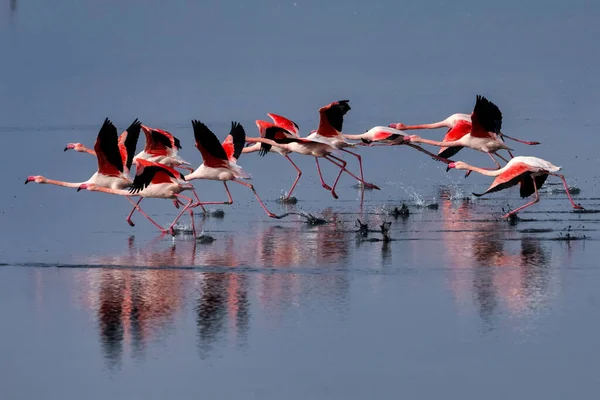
[3,1,600,399]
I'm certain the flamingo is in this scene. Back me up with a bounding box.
[243,113,303,202]
[342,126,457,163]
[447,156,584,218]
[77,159,197,236]
[26,118,137,190]
[305,100,380,190]
[246,121,376,199]
[406,95,517,173]
[133,125,194,172]
[389,110,540,148]
[63,118,142,159]
[185,120,285,219]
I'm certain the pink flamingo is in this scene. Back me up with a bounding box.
[389,108,540,148]
[185,120,285,219]
[246,121,376,199]
[447,156,584,218]
[406,96,517,175]
[26,118,137,190]
[305,100,380,190]
[78,159,197,236]
[342,126,456,164]
[243,114,303,202]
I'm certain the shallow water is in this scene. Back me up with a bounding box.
[3,1,600,399]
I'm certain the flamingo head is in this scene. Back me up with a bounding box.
[77,183,90,192]
[24,175,44,184]
[64,143,84,152]
[389,123,408,130]
[446,161,468,172]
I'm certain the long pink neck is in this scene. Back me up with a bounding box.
[461,164,505,177]
[403,121,449,130]
[40,178,83,188]
[87,186,130,196]
[342,134,365,140]
[81,147,96,155]
[242,143,261,154]
[246,137,292,151]
[416,137,462,147]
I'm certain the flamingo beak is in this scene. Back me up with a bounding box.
[64,144,75,151]
[446,162,457,172]
[77,184,88,192]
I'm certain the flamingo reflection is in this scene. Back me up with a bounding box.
[438,192,553,330]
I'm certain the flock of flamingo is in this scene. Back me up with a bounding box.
[25,95,585,237]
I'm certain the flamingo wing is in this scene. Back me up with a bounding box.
[222,122,245,161]
[267,113,300,136]
[259,125,294,156]
[519,174,549,198]
[153,127,182,150]
[94,118,124,176]
[470,95,502,139]
[438,120,472,157]
[472,162,533,197]
[129,159,184,194]
[191,120,229,168]
[317,100,351,137]
[119,118,142,171]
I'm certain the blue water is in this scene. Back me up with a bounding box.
[2,1,600,399]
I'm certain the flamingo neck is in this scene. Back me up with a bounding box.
[242,143,261,154]
[460,164,505,177]
[404,121,449,130]
[342,134,364,140]
[416,137,462,147]
[82,147,96,155]
[246,137,291,151]
[41,178,83,188]
[86,186,130,196]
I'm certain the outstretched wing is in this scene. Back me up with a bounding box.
[221,121,246,160]
[129,159,184,194]
[191,120,229,168]
[471,95,502,139]
[267,113,300,136]
[94,118,124,176]
[119,118,141,171]
[317,100,351,137]
[472,162,532,197]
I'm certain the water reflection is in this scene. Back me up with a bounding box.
[439,195,554,332]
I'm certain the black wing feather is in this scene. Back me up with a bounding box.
[325,100,351,132]
[95,118,124,173]
[473,95,503,134]
[128,165,178,194]
[519,174,548,198]
[151,130,174,149]
[173,136,182,150]
[229,121,246,160]
[472,173,528,197]
[438,146,464,159]
[191,120,228,160]
[123,118,141,170]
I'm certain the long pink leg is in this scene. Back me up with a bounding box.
[176,166,195,173]
[502,176,540,218]
[284,154,302,199]
[126,197,143,226]
[499,133,541,146]
[192,182,234,208]
[167,194,195,236]
[340,149,379,190]
[127,198,182,225]
[189,189,207,212]
[315,157,333,191]
[231,179,281,218]
[126,196,167,233]
[549,173,585,210]
[323,156,347,199]
[326,154,381,190]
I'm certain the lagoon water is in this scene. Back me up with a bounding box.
[2,1,600,399]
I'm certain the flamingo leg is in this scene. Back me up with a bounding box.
[176,166,195,173]
[231,179,281,218]
[125,196,167,233]
[323,156,346,199]
[340,149,379,190]
[494,153,509,163]
[126,197,143,227]
[315,157,333,191]
[283,154,302,199]
[549,173,585,210]
[167,194,195,236]
[189,189,207,213]
[327,154,381,190]
[502,176,540,218]
[192,182,233,208]
[499,133,541,146]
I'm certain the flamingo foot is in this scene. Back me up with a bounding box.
[127,218,135,227]
[362,182,380,190]
[573,204,585,210]
[277,196,298,204]
[172,200,180,209]
[331,191,339,199]
[322,183,332,191]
